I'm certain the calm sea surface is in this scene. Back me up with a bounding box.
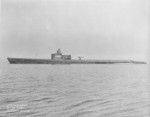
[0,64,149,117]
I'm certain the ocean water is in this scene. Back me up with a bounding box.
[0,64,149,117]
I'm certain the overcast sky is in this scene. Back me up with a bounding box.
[1,0,149,61]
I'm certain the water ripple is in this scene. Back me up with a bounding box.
[0,64,149,117]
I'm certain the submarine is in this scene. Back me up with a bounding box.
[7,49,146,64]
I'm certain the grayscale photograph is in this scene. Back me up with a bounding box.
[0,0,149,117]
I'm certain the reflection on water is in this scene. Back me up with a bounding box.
[0,64,149,117]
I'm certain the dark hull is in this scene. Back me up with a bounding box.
[7,58,146,64]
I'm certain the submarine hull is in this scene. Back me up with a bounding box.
[7,58,146,64]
